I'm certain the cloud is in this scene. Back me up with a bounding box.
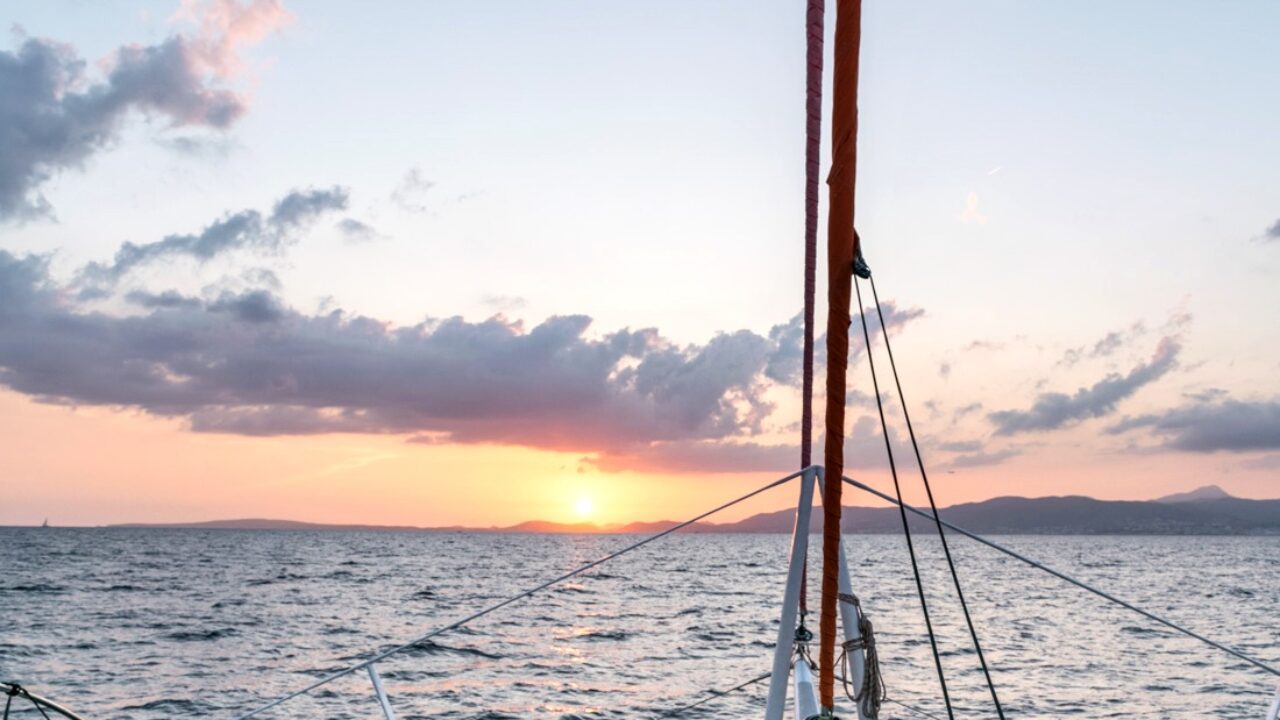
[77,186,347,292]
[124,289,203,309]
[764,314,805,385]
[1108,400,1280,453]
[947,447,1020,469]
[173,0,295,79]
[391,166,434,213]
[1059,322,1147,367]
[334,218,381,243]
[1262,218,1280,243]
[937,440,982,453]
[989,335,1182,435]
[269,186,347,229]
[207,288,285,323]
[586,416,895,474]
[480,294,527,312]
[766,302,925,387]
[0,1,291,220]
[846,389,892,408]
[587,440,797,474]
[963,340,1003,352]
[1241,454,1280,470]
[0,249,818,463]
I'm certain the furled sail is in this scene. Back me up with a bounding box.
[818,0,863,711]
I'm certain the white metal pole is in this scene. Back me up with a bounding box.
[818,468,872,720]
[367,663,397,720]
[1266,683,1279,720]
[765,466,818,720]
[793,655,821,720]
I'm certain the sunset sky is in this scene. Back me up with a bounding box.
[1,0,1277,527]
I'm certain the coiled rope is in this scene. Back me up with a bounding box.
[862,272,1006,718]
[230,470,803,719]
[837,592,885,718]
[852,272,955,719]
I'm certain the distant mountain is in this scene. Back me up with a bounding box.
[722,494,1280,535]
[108,518,446,532]
[1155,485,1233,503]
[104,491,1280,535]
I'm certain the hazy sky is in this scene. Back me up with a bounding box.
[1,0,1277,526]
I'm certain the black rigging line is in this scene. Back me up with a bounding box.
[868,274,1007,718]
[659,670,773,716]
[853,275,955,720]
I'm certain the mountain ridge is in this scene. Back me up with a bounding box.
[98,490,1280,535]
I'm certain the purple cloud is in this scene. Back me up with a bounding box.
[0,1,290,220]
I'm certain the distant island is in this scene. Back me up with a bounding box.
[102,485,1280,536]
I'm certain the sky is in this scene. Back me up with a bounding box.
[1,0,1277,527]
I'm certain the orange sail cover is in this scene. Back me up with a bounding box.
[818,0,863,710]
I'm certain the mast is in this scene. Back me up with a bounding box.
[818,0,863,711]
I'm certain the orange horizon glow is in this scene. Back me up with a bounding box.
[2,389,1276,529]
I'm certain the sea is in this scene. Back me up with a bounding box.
[1,529,1276,719]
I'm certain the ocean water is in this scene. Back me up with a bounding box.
[1,529,1276,719]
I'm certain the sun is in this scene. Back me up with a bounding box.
[574,496,594,519]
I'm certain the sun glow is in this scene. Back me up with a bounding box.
[574,496,594,518]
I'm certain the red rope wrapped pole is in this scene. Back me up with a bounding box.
[818,0,862,710]
[798,0,825,623]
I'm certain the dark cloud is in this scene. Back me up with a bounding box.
[0,249,814,463]
[0,3,288,221]
[77,187,347,292]
[208,289,286,323]
[765,302,925,387]
[1263,218,1280,242]
[269,187,348,229]
[1182,387,1227,403]
[124,289,203,309]
[764,314,804,384]
[1108,400,1280,453]
[989,335,1182,435]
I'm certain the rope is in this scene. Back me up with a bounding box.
[885,696,947,720]
[659,670,773,717]
[798,0,826,626]
[839,475,1280,679]
[866,274,1006,718]
[229,470,803,719]
[837,592,885,718]
[853,277,955,719]
[1,684,65,720]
